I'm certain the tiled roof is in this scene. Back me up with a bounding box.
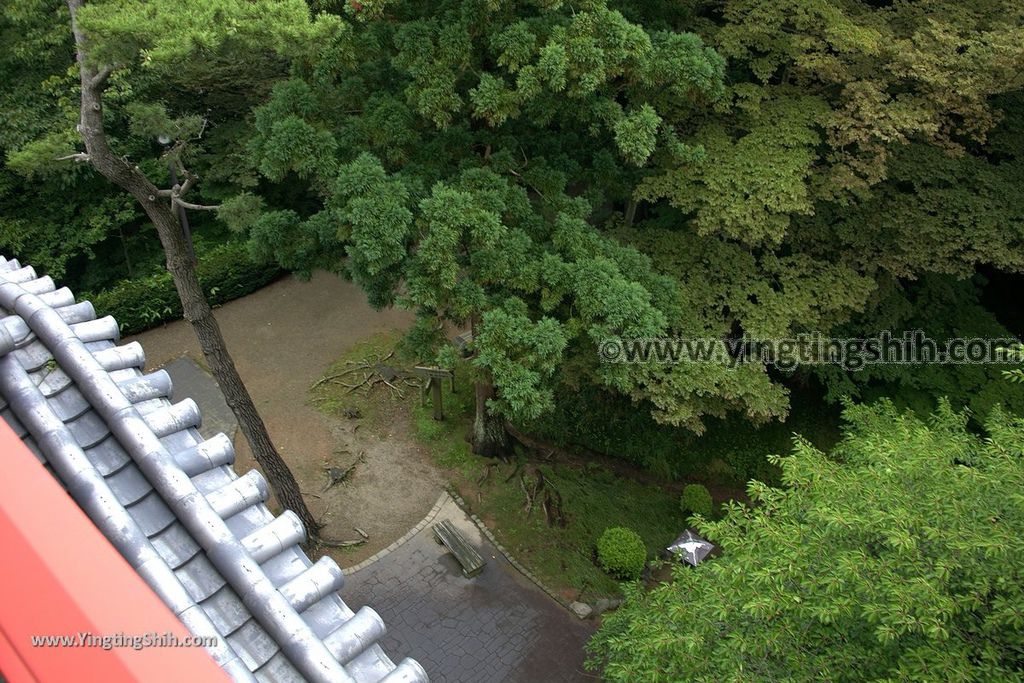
[0,256,428,683]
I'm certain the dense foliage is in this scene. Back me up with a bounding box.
[3,1,1023,676]
[0,0,311,293]
[589,400,1024,681]
[232,0,1024,441]
[596,526,648,581]
[4,0,1023,435]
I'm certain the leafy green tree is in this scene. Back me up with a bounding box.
[0,0,296,287]
[235,0,796,454]
[589,400,1024,681]
[615,0,1024,425]
[232,0,1024,458]
[812,275,1024,420]
[0,1,142,283]
[9,0,1024,468]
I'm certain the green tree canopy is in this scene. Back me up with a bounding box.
[235,0,785,448]
[589,399,1024,681]
[231,0,1024,443]
[5,0,1023,447]
[0,0,335,288]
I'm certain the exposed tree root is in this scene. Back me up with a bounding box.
[477,462,498,486]
[520,465,566,527]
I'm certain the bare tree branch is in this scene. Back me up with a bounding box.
[177,175,197,196]
[171,151,188,174]
[56,152,91,162]
[173,197,221,211]
[90,64,116,88]
[65,0,322,542]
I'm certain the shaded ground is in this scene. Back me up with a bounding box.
[344,495,596,682]
[129,271,447,564]
[309,330,699,602]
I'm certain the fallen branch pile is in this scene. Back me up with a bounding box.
[311,351,420,399]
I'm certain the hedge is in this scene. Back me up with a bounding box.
[89,241,283,335]
[680,484,713,519]
[596,526,647,581]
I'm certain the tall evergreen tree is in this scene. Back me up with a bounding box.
[62,0,339,538]
[6,0,1023,457]
[235,0,788,454]
[232,0,1024,448]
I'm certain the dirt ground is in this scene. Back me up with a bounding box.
[129,271,448,566]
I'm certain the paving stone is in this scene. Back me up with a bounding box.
[163,356,237,440]
[343,506,595,682]
[569,601,593,620]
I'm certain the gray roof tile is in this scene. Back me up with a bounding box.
[151,520,204,569]
[202,584,253,635]
[105,462,154,505]
[257,651,307,682]
[0,254,428,683]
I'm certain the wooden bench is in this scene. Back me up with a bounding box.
[433,520,486,578]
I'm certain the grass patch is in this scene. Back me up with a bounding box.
[408,373,685,599]
[309,331,840,602]
[470,460,684,600]
[410,373,480,477]
[308,330,413,431]
[408,368,685,600]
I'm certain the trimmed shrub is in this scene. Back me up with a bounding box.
[89,241,283,335]
[596,527,647,580]
[680,484,713,519]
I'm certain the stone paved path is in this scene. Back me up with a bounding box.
[132,275,597,681]
[342,497,597,682]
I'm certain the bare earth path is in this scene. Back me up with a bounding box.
[129,271,447,564]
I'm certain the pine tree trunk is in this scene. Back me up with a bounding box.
[625,198,639,226]
[164,246,320,537]
[472,375,510,458]
[68,0,320,541]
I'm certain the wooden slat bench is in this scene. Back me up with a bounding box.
[433,519,486,578]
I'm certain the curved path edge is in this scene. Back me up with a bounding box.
[343,491,450,574]
[445,488,580,616]
[344,486,596,621]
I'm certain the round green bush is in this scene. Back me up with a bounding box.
[680,484,713,518]
[596,527,647,580]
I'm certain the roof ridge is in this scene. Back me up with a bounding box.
[0,266,357,683]
[0,350,260,680]
[0,256,428,683]
[0,268,257,681]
